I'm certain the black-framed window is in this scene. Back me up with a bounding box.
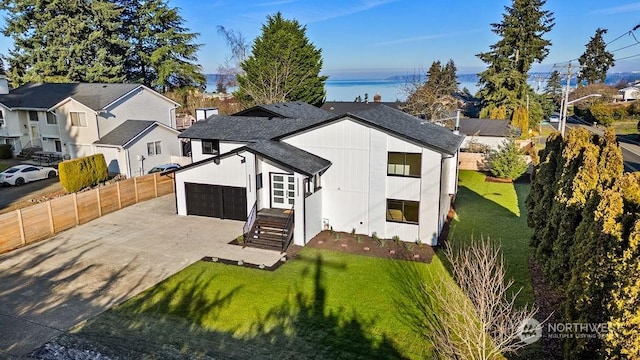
[387,152,421,177]
[256,173,263,190]
[202,139,219,155]
[386,199,419,224]
[29,110,38,121]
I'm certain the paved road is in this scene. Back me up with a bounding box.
[0,178,64,213]
[0,195,283,358]
[565,117,640,172]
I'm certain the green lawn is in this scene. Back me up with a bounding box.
[56,170,537,359]
[61,248,451,359]
[448,170,534,306]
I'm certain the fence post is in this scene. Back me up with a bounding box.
[96,188,102,217]
[16,209,25,247]
[46,201,55,235]
[117,182,122,209]
[73,193,79,225]
[153,173,158,197]
[134,177,139,203]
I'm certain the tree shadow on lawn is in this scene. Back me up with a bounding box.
[49,254,407,359]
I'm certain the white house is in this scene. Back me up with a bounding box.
[458,118,513,151]
[173,102,463,251]
[619,86,640,102]
[0,75,183,176]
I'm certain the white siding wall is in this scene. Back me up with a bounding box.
[57,100,99,157]
[304,189,323,244]
[0,106,21,138]
[284,117,448,245]
[461,135,506,151]
[219,141,245,153]
[96,147,123,175]
[98,87,176,136]
[284,118,372,236]
[125,127,181,177]
[255,158,293,210]
[175,152,256,216]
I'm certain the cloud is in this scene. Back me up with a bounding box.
[373,28,484,46]
[591,2,640,15]
[301,0,401,23]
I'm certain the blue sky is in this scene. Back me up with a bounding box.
[1,0,640,78]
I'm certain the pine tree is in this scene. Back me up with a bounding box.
[402,59,459,120]
[2,0,126,84]
[477,0,554,119]
[578,28,615,85]
[118,0,204,91]
[236,12,327,107]
[0,56,5,75]
[544,70,563,105]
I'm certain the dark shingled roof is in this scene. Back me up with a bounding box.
[245,140,331,176]
[458,118,512,137]
[178,116,319,141]
[321,101,401,114]
[0,83,142,110]
[94,120,157,146]
[234,101,334,120]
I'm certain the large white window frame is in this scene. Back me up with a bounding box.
[70,112,87,127]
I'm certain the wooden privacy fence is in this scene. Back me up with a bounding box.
[0,172,174,254]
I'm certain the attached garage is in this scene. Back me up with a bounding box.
[184,183,247,221]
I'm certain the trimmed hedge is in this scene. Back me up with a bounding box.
[59,154,109,192]
[0,144,11,159]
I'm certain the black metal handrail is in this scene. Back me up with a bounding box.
[243,201,257,239]
[281,205,295,252]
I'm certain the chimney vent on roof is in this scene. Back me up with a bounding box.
[373,92,381,102]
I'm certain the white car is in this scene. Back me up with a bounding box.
[548,114,560,123]
[0,164,58,186]
[148,163,181,174]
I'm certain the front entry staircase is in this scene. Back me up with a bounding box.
[244,206,294,252]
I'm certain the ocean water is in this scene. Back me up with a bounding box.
[206,77,479,102]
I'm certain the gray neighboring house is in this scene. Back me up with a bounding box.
[174,101,464,251]
[94,120,181,177]
[459,118,513,151]
[0,75,182,176]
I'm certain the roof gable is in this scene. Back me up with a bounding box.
[93,120,178,147]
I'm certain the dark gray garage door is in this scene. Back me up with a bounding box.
[184,183,247,221]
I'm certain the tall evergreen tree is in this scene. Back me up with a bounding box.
[476,0,554,120]
[578,28,615,85]
[0,56,5,75]
[402,59,458,120]
[236,12,327,107]
[2,0,126,84]
[544,70,563,105]
[118,0,204,91]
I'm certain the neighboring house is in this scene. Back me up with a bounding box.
[94,120,181,177]
[459,118,513,151]
[618,86,640,101]
[0,75,182,176]
[174,101,463,251]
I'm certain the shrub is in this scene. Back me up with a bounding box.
[489,139,529,180]
[59,154,109,192]
[589,102,613,126]
[0,144,12,159]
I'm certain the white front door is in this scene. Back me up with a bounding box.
[30,125,39,146]
[270,173,295,209]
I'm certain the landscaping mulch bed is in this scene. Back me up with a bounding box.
[529,257,564,359]
[305,231,435,263]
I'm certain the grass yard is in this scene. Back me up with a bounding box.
[59,248,451,359]
[611,119,639,135]
[448,170,534,306]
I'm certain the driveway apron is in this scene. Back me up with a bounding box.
[0,194,283,358]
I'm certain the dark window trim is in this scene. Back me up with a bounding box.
[386,198,420,225]
[387,152,422,177]
[201,139,220,155]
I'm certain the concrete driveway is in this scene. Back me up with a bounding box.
[0,194,284,358]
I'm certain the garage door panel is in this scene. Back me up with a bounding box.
[185,183,246,220]
[223,186,247,221]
